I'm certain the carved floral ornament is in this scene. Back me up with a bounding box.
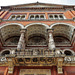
[64,57,75,62]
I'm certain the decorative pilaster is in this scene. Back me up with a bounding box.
[57,58,63,74]
[8,58,14,75]
[17,29,26,50]
[47,29,55,50]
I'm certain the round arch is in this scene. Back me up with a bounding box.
[24,23,49,29]
[50,22,75,41]
[0,23,24,29]
[0,49,11,56]
[50,22,75,30]
[63,49,75,55]
[0,23,24,41]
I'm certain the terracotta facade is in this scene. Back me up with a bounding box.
[0,2,75,75]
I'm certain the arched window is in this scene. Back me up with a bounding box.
[59,15,64,19]
[54,36,70,43]
[16,15,20,20]
[35,15,39,19]
[1,50,10,56]
[21,15,25,20]
[28,34,47,45]
[54,15,58,19]
[49,15,53,19]
[5,36,20,45]
[40,15,44,19]
[64,50,73,56]
[30,15,34,20]
[11,15,15,20]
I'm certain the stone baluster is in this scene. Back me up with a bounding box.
[47,29,55,50]
[17,29,26,51]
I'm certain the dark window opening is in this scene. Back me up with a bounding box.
[5,36,20,45]
[54,36,70,43]
[33,58,38,62]
[40,58,45,62]
[40,15,44,19]
[16,16,20,20]
[59,15,63,19]
[30,15,34,19]
[21,16,25,20]
[18,58,23,62]
[25,58,30,62]
[64,50,73,56]
[28,35,47,45]
[49,15,53,19]
[35,15,39,19]
[1,51,10,56]
[55,15,58,19]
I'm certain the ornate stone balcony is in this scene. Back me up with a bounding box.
[16,49,55,58]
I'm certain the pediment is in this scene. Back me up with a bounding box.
[11,2,64,8]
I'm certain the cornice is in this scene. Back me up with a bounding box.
[1,2,75,10]
[1,18,74,22]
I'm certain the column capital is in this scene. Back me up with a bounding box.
[20,29,27,33]
[47,28,54,33]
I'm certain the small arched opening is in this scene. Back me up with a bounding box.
[40,15,44,19]
[11,15,15,20]
[21,15,25,20]
[64,50,73,56]
[30,15,34,20]
[35,15,39,19]
[49,15,53,19]
[1,50,10,56]
[54,15,58,19]
[16,15,20,20]
[59,15,64,19]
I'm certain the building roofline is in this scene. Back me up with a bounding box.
[1,2,75,7]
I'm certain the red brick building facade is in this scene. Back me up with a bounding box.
[0,2,75,75]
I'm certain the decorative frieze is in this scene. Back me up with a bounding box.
[19,69,51,75]
[0,57,7,62]
[15,57,55,66]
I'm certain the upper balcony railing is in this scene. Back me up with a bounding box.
[15,49,55,58]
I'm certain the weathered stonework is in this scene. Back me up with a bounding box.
[0,2,75,75]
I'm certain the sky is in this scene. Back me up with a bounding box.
[0,0,75,6]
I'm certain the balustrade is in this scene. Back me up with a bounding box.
[16,49,54,57]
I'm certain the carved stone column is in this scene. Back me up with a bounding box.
[47,29,55,50]
[17,29,26,50]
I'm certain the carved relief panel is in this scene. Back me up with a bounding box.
[19,69,51,75]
